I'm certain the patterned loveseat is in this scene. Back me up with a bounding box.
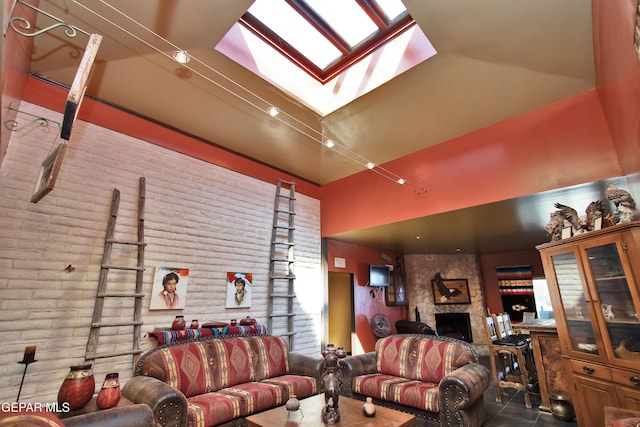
[121,335,323,427]
[339,334,490,427]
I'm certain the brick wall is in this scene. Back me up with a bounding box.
[0,103,322,403]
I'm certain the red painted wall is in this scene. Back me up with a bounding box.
[321,90,620,237]
[326,239,405,352]
[1,1,35,166]
[593,0,640,174]
[479,249,546,316]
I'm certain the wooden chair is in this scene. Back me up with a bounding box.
[483,315,536,408]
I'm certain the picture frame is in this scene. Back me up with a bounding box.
[226,272,253,308]
[31,142,67,203]
[149,266,189,310]
[432,278,471,305]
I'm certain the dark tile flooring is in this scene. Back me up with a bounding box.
[480,356,578,427]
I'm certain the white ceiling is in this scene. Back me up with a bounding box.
[13,0,603,254]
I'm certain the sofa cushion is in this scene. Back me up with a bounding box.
[376,335,475,384]
[139,336,291,398]
[353,373,440,412]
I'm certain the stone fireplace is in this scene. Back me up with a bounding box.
[435,312,473,343]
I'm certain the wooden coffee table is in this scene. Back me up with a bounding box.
[246,394,415,427]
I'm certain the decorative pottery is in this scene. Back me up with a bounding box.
[171,315,186,330]
[285,394,300,411]
[335,347,347,358]
[96,372,120,410]
[549,394,575,421]
[190,319,199,329]
[362,397,376,417]
[240,316,256,325]
[230,319,237,326]
[57,364,95,411]
[322,343,336,357]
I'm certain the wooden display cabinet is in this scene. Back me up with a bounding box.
[537,221,640,427]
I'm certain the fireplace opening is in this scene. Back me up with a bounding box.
[435,313,473,343]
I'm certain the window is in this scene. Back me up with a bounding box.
[216,0,436,115]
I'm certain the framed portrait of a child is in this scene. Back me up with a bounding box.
[149,266,189,310]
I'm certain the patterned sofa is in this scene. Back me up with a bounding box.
[339,334,490,427]
[121,335,323,427]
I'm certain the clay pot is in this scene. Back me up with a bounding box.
[58,364,95,411]
[240,316,256,325]
[285,394,300,411]
[335,347,347,358]
[171,315,186,330]
[363,397,376,417]
[230,319,237,326]
[96,373,120,410]
[190,319,199,329]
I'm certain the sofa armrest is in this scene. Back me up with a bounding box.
[336,352,377,396]
[288,351,325,391]
[63,404,154,427]
[439,363,491,409]
[121,376,188,427]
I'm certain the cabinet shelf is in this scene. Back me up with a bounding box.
[537,220,640,427]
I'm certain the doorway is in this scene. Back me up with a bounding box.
[328,272,354,355]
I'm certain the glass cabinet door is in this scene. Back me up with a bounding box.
[585,242,640,364]
[551,251,602,356]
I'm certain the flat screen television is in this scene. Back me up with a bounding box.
[369,264,390,287]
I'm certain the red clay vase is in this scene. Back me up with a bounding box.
[96,372,120,409]
[171,315,186,330]
[57,364,95,411]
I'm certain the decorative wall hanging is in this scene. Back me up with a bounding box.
[432,273,470,305]
[225,272,253,308]
[31,142,67,203]
[149,266,189,310]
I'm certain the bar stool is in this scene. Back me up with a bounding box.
[484,314,537,408]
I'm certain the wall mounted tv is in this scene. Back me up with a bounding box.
[369,264,390,287]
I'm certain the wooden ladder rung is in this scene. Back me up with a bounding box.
[101,264,145,271]
[269,313,296,318]
[270,292,296,298]
[106,239,147,246]
[270,274,296,279]
[97,293,145,298]
[86,349,144,360]
[91,320,144,328]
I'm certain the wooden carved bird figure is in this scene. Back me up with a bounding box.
[605,183,636,210]
[605,183,636,224]
[546,211,565,241]
[434,272,461,302]
[554,201,605,233]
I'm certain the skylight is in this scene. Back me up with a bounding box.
[216,0,437,115]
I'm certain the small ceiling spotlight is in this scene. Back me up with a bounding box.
[267,106,280,117]
[325,139,336,148]
[397,178,406,184]
[366,162,375,169]
[172,50,190,64]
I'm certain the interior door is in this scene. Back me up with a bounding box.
[328,272,354,355]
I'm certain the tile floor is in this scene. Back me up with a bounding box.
[480,356,578,427]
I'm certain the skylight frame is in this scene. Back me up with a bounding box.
[239,0,415,84]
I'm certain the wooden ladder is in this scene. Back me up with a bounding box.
[85,177,146,363]
[268,179,297,350]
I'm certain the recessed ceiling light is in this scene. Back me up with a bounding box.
[366,162,375,169]
[172,50,190,64]
[325,139,335,148]
[397,178,406,185]
[416,236,421,239]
